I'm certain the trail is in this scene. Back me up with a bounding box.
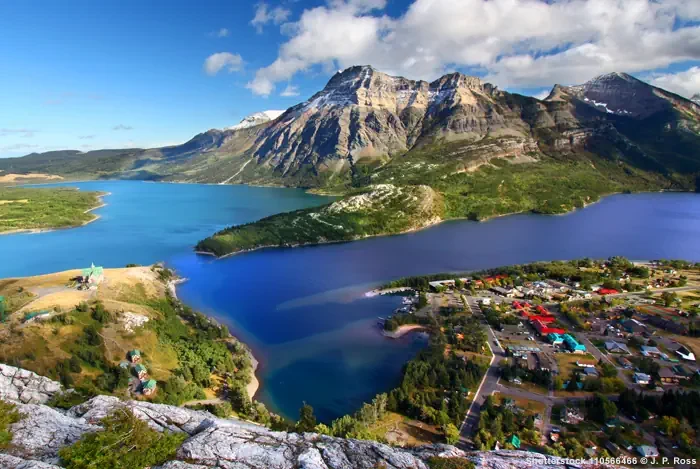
[220,160,251,185]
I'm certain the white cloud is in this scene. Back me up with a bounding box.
[280,84,300,97]
[203,52,244,76]
[0,143,39,152]
[247,0,700,96]
[78,135,95,139]
[112,124,133,131]
[251,3,292,33]
[213,28,230,38]
[647,66,700,99]
[0,128,37,138]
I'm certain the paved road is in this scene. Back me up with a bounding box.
[458,295,505,448]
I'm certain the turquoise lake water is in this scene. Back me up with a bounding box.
[3,181,700,422]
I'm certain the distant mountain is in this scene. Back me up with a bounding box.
[693,93,700,105]
[2,66,700,188]
[227,110,284,130]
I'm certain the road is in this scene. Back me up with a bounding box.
[458,295,505,448]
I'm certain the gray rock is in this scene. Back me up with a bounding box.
[0,364,62,405]
[9,403,99,463]
[0,454,63,469]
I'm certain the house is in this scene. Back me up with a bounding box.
[658,367,689,385]
[478,297,492,306]
[605,341,631,354]
[674,345,696,361]
[633,372,651,385]
[618,357,633,369]
[562,407,584,424]
[80,263,104,286]
[491,286,513,297]
[142,379,157,396]
[134,364,148,380]
[576,361,596,368]
[563,334,586,353]
[604,441,621,456]
[582,367,599,377]
[641,346,662,357]
[128,350,142,363]
[598,288,619,295]
[508,435,521,449]
[636,446,659,458]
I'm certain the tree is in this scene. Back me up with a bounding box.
[661,292,679,307]
[442,423,460,445]
[658,416,680,437]
[297,403,317,433]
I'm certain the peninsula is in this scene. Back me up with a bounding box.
[0,186,105,234]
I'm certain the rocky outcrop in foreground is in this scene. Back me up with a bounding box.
[1,365,623,469]
[0,364,62,404]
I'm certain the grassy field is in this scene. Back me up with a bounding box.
[494,393,546,415]
[0,186,103,233]
[555,353,597,377]
[365,411,442,447]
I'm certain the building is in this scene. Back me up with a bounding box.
[80,263,104,286]
[674,345,696,361]
[563,334,586,353]
[142,379,157,396]
[636,446,659,458]
[618,357,633,369]
[128,350,142,363]
[134,364,148,380]
[644,315,687,335]
[621,319,646,334]
[605,341,631,354]
[583,367,599,377]
[598,288,619,295]
[491,286,513,297]
[641,346,662,357]
[633,372,651,385]
[562,407,584,424]
[532,320,566,337]
[659,367,690,385]
[548,333,564,345]
[508,435,521,449]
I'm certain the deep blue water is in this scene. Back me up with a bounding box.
[3,181,700,422]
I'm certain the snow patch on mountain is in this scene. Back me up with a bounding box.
[227,110,284,130]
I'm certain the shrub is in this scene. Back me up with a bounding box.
[59,408,185,469]
[427,457,475,469]
[0,399,22,448]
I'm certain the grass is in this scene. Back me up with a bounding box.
[494,393,546,415]
[556,353,596,377]
[0,186,103,233]
[365,411,442,446]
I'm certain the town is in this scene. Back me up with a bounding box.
[377,257,700,466]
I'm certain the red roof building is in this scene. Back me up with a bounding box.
[530,315,556,324]
[532,319,566,336]
[598,288,619,295]
[536,305,551,316]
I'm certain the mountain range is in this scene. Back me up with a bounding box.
[3,65,699,189]
[3,66,700,254]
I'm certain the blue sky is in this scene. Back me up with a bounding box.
[1,0,699,158]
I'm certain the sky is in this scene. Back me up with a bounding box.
[1,0,700,158]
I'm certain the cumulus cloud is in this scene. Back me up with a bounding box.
[280,84,300,97]
[251,3,292,33]
[204,52,244,75]
[112,124,133,131]
[647,66,700,99]
[246,0,700,96]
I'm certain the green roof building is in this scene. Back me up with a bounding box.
[81,263,104,285]
[134,364,147,378]
[509,435,521,449]
[142,379,158,396]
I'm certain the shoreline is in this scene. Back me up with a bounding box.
[382,324,427,339]
[0,190,110,236]
[198,189,694,260]
[168,275,261,401]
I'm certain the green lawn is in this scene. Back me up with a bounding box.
[0,186,103,233]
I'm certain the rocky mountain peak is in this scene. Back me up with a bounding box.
[227,110,285,130]
[692,93,700,104]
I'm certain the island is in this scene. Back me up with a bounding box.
[0,186,105,234]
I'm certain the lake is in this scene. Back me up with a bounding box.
[3,182,700,422]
